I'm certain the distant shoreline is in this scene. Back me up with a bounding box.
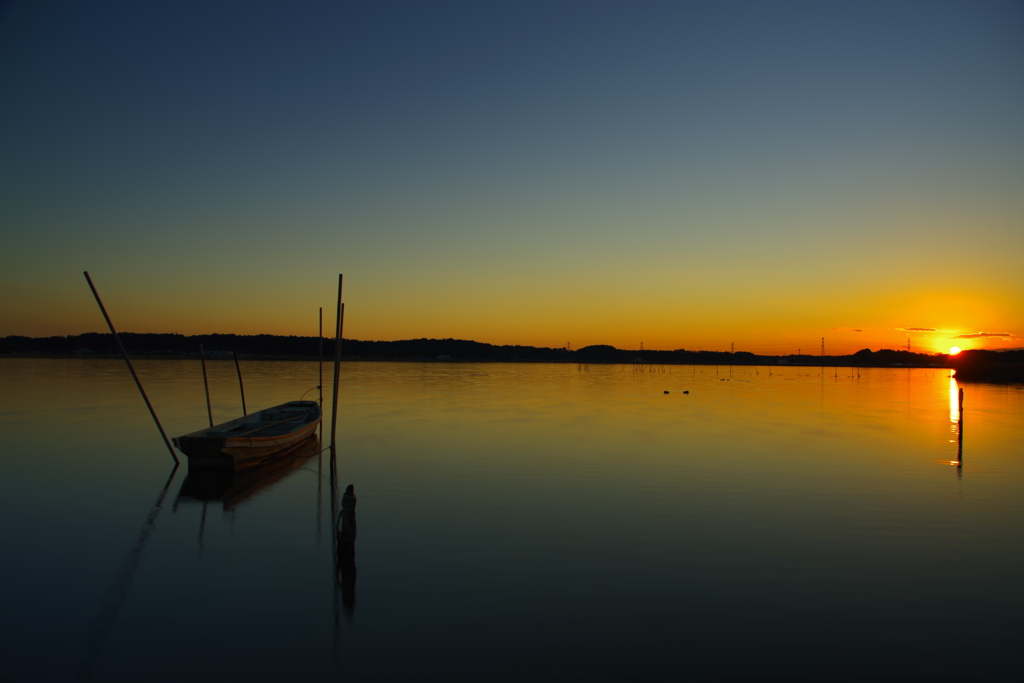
[0,350,964,371]
[3,333,1021,382]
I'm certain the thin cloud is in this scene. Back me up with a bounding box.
[901,327,936,331]
[829,327,863,332]
[953,332,1012,339]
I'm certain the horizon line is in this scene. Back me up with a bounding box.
[3,330,1016,356]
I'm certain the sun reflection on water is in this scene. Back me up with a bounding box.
[949,376,960,425]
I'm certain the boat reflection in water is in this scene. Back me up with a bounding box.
[175,435,323,510]
[174,434,359,629]
[80,435,359,677]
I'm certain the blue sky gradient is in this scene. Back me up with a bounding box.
[2,0,1022,352]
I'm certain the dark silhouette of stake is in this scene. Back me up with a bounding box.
[200,344,213,428]
[329,444,357,648]
[319,307,324,407]
[330,275,344,450]
[338,484,357,615]
[233,349,247,415]
[83,272,177,463]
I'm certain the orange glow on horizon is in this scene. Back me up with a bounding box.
[0,273,1019,355]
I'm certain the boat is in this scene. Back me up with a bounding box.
[172,400,322,470]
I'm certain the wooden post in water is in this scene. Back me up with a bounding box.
[200,344,213,428]
[319,307,323,406]
[82,272,178,464]
[330,275,344,449]
[232,349,247,416]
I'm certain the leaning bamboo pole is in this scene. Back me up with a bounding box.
[83,272,178,463]
[199,344,213,428]
[232,348,247,416]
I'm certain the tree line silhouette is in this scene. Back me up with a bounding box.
[2,333,1020,378]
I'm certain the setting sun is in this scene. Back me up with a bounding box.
[949,346,962,355]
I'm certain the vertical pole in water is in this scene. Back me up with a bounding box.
[327,279,343,631]
[319,307,324,406]
[83,272,178,463]
[330,275,344,450]
[232,349,247,416]
[200,344,213,428]
[316,306,325,543]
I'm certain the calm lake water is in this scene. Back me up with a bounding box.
[1,358,1022,681]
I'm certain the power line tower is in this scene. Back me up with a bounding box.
[907,337,911,352]
[731,342,735,354]
[821,337,824,357]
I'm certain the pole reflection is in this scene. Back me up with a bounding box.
[949,376,960,424]
[77,464,179,682]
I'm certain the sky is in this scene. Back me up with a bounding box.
[1,0,1022,354]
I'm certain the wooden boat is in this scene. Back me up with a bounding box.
[173,400,322,470]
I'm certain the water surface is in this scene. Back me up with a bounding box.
[1,359,1022,681]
